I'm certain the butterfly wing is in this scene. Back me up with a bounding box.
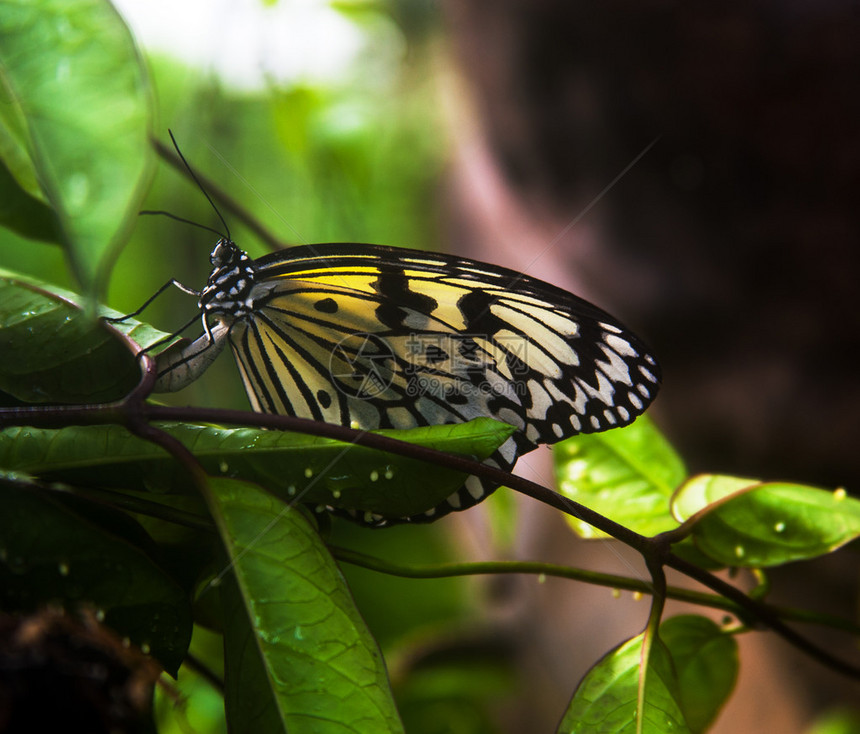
[228,243,660,524]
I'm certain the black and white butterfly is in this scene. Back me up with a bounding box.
[153,236,661,526]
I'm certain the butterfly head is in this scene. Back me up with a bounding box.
[199,239,257,318]
[209,238,243,268]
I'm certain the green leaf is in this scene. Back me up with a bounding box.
[558,630,690,734]
[0,269,171,404]
[660,616,737,733]
[103,489,219,601]
[0,0,154,294]
[0,156,61,242]
[553,416,686,538]
[0,418,515,521]
[672,475,860,567]
[670,475,753,523]
[210,477,404,734]
[806,707,860,734]
[0,474,192,675]
[0,37,45,204]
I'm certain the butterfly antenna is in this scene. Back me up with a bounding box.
[140,210,225,238]
[167,129,232,241]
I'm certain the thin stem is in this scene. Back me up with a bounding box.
[2,398,859,679]
[51,485,214,532]
[1,400,649,548]
[183,653,225,693]
[665,551,860,677]
[332,547,860,635]
[637,559,667,734]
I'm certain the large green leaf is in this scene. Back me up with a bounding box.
[558,629,690,734]
[0,269,171,404]
[672,475,860,567]
[0,0,153,294]
[553,416,686,538]
[660,616,737,733]
[0,157,61,242]
[0,474,192,674]
[211,477,403,734]
[0,18,47,205]
[0,418,515,520]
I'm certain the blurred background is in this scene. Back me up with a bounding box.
[4,0,859,731]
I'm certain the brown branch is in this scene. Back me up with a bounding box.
[2,397,859,679]
[152,136,289,253]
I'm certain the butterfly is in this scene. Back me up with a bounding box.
[151,236,661,527]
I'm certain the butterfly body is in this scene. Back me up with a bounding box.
[156,239,661,525]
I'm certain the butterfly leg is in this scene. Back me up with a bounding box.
[105,278,201,323]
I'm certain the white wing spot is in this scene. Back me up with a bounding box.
[553,423,565,438]
[617,406,630,422]
[492,325,563,378]
[604,333,638,357]
[590,415,601,430]
[497,438,518,463]
[386,406,417,429]
[527,379,553,418]
[497,407,520,426]
[604,409,617,425]
[465,476,485,500]
[578,371,616,407]
[570,414,582,431]
[600,322,622,334]
[639,365,658,383]
[629,392,644,410]
[447,493,462,509]
[597,345,633,386]
[637,383,651,398]
[546,379,587,414]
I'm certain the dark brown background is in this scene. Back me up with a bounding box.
[439,1,860,731]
